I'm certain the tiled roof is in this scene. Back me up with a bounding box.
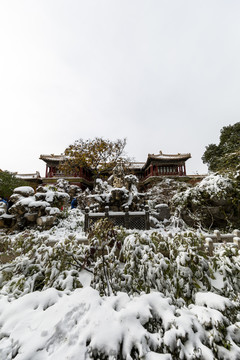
[148,152,191,161]
[40,154,65,162]
[40,152,191,167]
[128,162,145,169]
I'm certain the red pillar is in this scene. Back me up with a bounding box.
[150,165,153,176]
[45,165,48,178]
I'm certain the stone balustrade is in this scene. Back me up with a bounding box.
[203,229,240,255]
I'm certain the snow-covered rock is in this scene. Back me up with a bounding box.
[1,183,70,230]
[13,186,35,197]
[36,215,56,228]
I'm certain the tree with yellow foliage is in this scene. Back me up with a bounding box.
[60,137,128,183]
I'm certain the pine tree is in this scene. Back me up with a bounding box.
[202,122,240,172]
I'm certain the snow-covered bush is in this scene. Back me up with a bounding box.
[87,223,240,306]
[87,218,126,296]
[1,213,240,359]
[2,219,240,306]
[146,178,191,210]
[120,231,211,304]
[0,287,239,360]
[211,244,240,299]
[0,232,86,298]
[171,174,240,230]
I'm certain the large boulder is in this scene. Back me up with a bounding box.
[1,183,70,231]
[9,197,35,216]
[0,214,16,227]
[13,186,35,197]
[154,204,171,221]
[24,212,38,222]
[45,207,60,216]
[9,193,23,204]
[36,215,56,229]
[28,200,51,216]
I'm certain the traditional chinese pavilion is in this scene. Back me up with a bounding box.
[40,151,191,188]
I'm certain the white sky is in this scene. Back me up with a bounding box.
[1,0,240,176]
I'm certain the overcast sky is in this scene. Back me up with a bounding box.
[1,0,240,176]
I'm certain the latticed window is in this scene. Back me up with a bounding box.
[85,210,149,231]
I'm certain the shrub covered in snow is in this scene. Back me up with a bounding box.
[0,232,85,297]
[0,286,240,359]
[86,218,126,296]
[1,211,240,359]
[2,218,240,306]
[171,174,240,230]
[146,178,190,210]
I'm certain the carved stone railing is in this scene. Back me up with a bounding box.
[84,206,150,232]
[203,229,240,255]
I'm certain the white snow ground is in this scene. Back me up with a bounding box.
[1,286,239,360]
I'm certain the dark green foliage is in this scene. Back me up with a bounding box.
[0,171,29,199]
[0,232,86,297]
[202,122,240,172]
[88,218,126,296]
[122,231,212,304]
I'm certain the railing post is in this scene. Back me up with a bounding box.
[205,237,213,256]
[84,207,89,232]
[214,230,221,242]
[233,229,240,237]
[145,205,150,230]
[124,206,130,229]
[105,206,109,219]
[233,237,240,249]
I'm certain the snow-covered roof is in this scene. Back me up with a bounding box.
[40,154,65,163]
[148,152,191,161]
[40,153,191,166]
[16,172,41,179]
[142,151,191,169]
[128,162,145,170]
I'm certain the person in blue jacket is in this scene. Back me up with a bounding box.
[71,198,78,209]
[0,197,7,205]
[0,197,8,213]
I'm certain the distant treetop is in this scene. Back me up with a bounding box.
[202,122,240,173]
